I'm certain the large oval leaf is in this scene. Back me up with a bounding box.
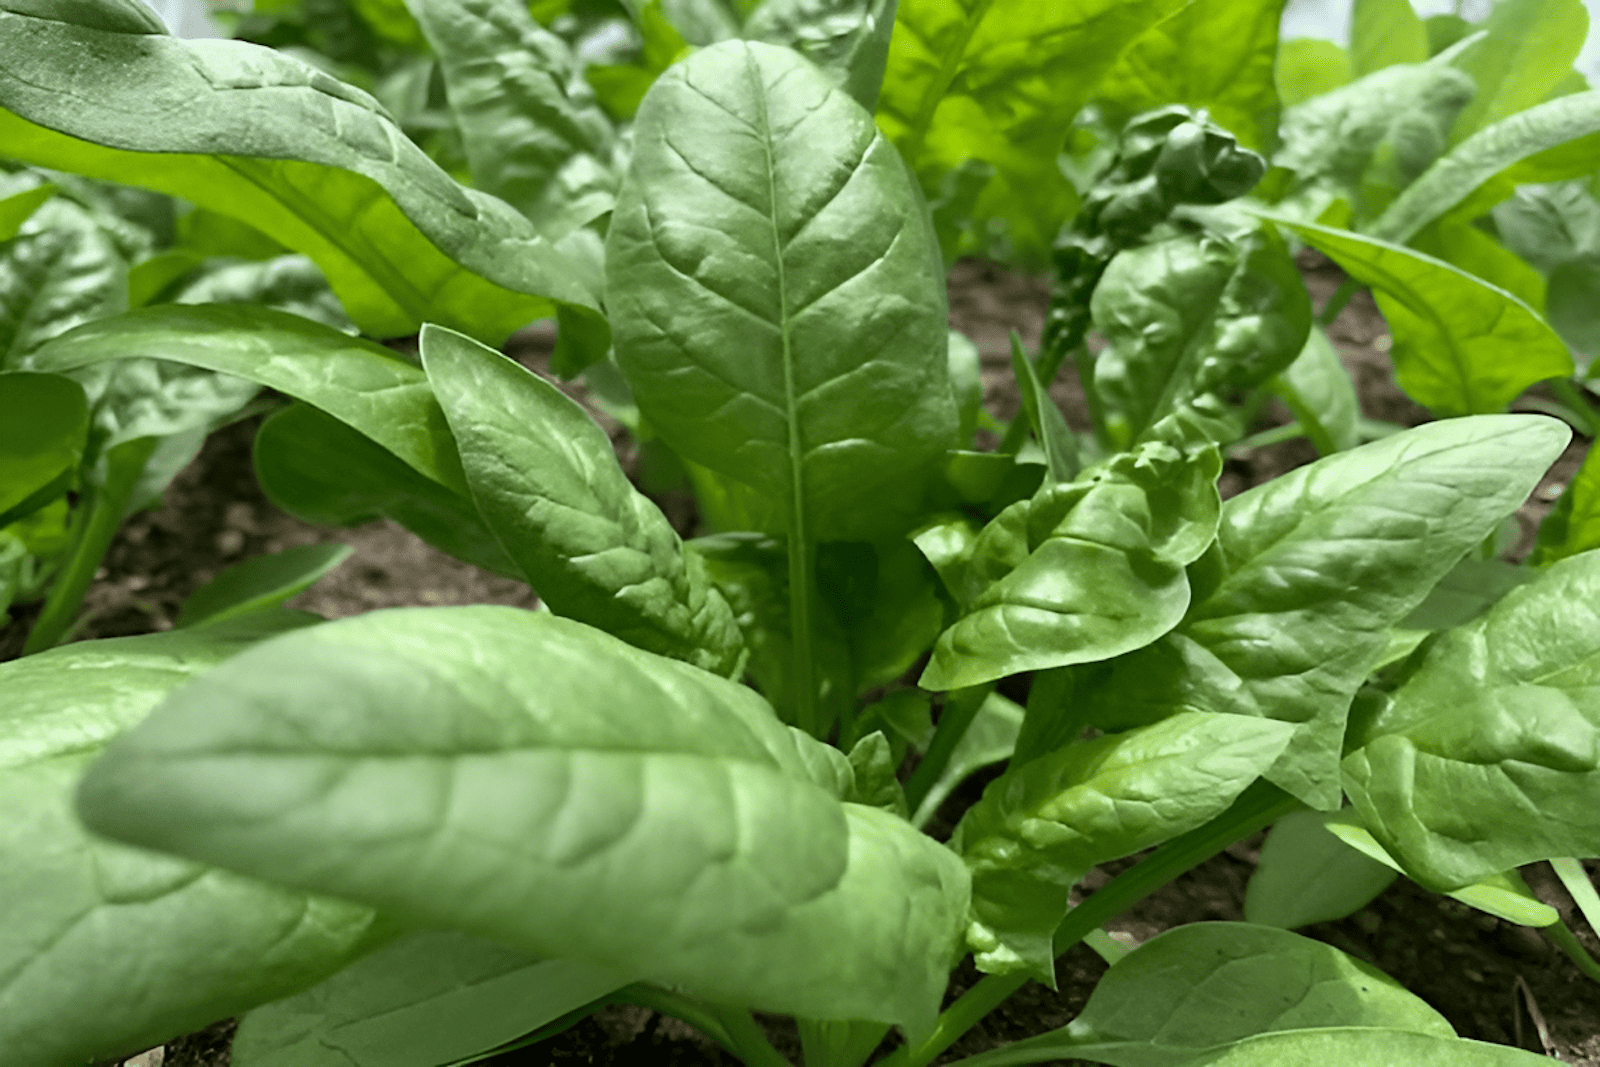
[0,617,380,1067]
[0,1,601,344]
[606,39,956,541]
[76,607,969,1037]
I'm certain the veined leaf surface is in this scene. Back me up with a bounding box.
[77,608,970,1037]
[606,40,956,540]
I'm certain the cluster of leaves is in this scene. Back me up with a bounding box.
[3,1,1600,1066]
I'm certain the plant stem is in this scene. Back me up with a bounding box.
[1544,919,1600,985]
[997,342,1075,455]
[23,437,158,655]
[903,684,991,814]
[709,1004,794,1067]
[1551,858,1600,936]
[1546,378,1600,438]
[884,781,1300,1067]
[788,532,819,736]
[1271,374,1340,456]
[1317,276,1362,327]
[619,986,740,1056]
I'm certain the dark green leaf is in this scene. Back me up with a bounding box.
[1279,219,1573,415]
[1009,332,1078,483]
[0,371,87,528]
[407,0,618,238]
[1095,0,1285,152]
[1445,0,1588,145]
[230,930,627,1067]
[919,439,1221,691]
[1345,550,1600,889]
[1547,252,1600,367]
[0,4,602,344]
[1076,415,1569,809]
[1274,39,1351,108]
[606,40,956,541]
[0,618,379,1067]
[745,0,898,112]
[1244,810,1397,929]
[420,324,744,676]
[909,690,1022,827]
[77,608,970,1037]
[1090,228,1311,450]
[178,543,353,628]
[952,714,1293,978]
[1533,440,1600,565]
[0,198,126,367]
[253,403,520,579]
[1399,555,1531,631]
[950,923,1452,1067]
[1349,0,1427,76]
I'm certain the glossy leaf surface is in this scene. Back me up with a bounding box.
[0,618,377,1067]
[1345,550,1600,889]
[1077,415,1569,808]
[421,325,743,676]
[231,930,626,1067]
[607,40,956,541]
[1281,219,1573,415]
[920,439,1221,691]
[77,608,969,1036]
[0,3,601,343]
[407,0,617,238]
[952,714,1293,978]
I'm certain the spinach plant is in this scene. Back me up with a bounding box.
[1,2,1597,1066]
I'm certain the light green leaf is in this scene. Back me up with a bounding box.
[950,923,1451,1067]
[407,0,617,238]
[77,607,970,1037]
[1533,441,1600,565]
[1371,90,1600,245]
[951,714,1293,979]
[178,543,353,629]
[606,40,956,541]
[745,0,898,112]
[0,618,379,1067]
[1090,228,1311,450]
[1095,0,1286,152]
[420,324,744,676]
[1197,1028,1562,1067]
[1344,550,1600,890]
[1408,216,1546,310]
[27,305,467,494]
[252,403,519,580]
[0,4,602,344]
[0,180,53,241]
[1279,219,1573,415]
[0,197,126,367]
[1075,415,1569,809]
[919,439,1221,691]
[1244,810,1397,929]
[1275,39,1351,108]
[1446,0,1588,145]
[1279,326,1361,452]
[1349,0,1426,77]
[231,930,627,1067]
[878,0,1185,261]
[0,371,87,528]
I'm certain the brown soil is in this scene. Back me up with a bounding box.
[10,255,1598,1066]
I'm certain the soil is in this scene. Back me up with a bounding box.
[9,253,1599,1066]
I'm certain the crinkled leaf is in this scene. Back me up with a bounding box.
[0,618,379,1067]
[1094,0,1285,153]
[407,0,618,238]
[172,255,355,334]
[178,543,354,629]
[845,731,908,817]
[1349,0,1426,76]
[1279,219,1573,415]
[1090,228,1310,450]
[1275,39,1351,108]
[77,608,969,1037]
[0,371,86,528]
[1243,810,1397,929]
[606,40,957,541]
[1344,550,1600,889]
[71,356,259,460]
[0,197,126,367]
[952,923,1450,1067]
[253,403,519,580]
[745,0,898,112]
[230,930,627,1067]
[1279,326,1361,453]
[0,3,602,344]
[421,324,743,676]
[27,305,467,494]
[920,440,1222,691]
[1075,415,1570,809]
[1371,90,1600,245]
[951,713,1293,979]
[1444,0,1588,145]
[878,0,1185,262]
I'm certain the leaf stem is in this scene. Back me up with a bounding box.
[1551,858,1600,935]
[788,532,819,736]
[708,1003,794,1067]
[1544,919,1600,985]
[23,437,158,654]
[997,341,1074,455]
[884,781,1300,1067]
[619,986,740,1055]
[1271,374,1340,456]
[903,684,991,814]
[1317,276,1362,327]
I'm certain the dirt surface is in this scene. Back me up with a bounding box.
[10,256,1599,1066]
